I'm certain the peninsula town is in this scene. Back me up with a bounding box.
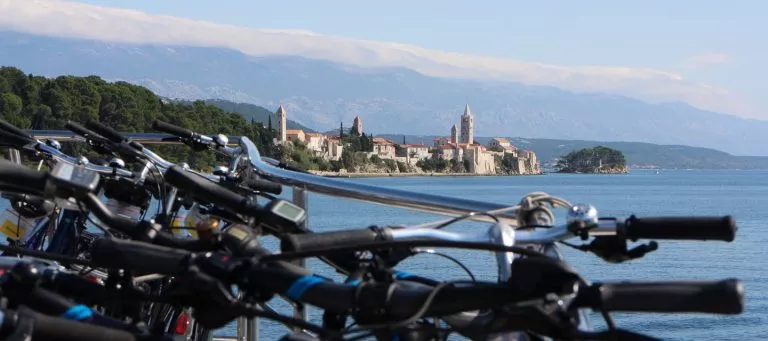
[271,104,542,176]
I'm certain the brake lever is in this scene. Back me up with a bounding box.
[580,236,658,263]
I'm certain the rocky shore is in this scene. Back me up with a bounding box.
[557,165,630,174]
[309,171,543,178]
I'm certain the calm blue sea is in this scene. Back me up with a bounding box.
[214,170,767,341]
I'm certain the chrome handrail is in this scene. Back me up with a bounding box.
[239,137,518,225]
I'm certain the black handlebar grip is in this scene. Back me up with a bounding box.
[0,129,34,148]
[244,178,282,195]
[0,119,32,139]
[164,166,261,216]
[41,270,108,303]
[0,160,48,195]
[282,227,384,252]
[152,120,195,139]
[64,121,103,140]
[623,215,737,242]
[90,238,191,275]
[85,120,125,143]
[588,279,744,315]
[16,309,140,341]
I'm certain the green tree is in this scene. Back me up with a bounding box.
[0,92,25,128]
[0,66,275,169]
[556,146,627,173]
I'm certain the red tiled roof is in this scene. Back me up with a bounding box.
[372,137,394,145]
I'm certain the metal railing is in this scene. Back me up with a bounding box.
[15,130,521,340]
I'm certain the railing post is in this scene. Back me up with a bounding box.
[8,148,21,164]
[245,318,258,341]
[236,317,246,341]
[235,315,259,341]
[291,187,310,328]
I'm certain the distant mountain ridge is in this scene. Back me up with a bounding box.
[2,31,767,156]
[198,99,314,132]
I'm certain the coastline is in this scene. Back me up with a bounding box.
[309,171,544,178]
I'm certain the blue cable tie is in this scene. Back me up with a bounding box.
[61,304,93,321]
[286,276,326,300]
[394,271,413,279]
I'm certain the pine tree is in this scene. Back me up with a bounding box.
[340,122,344,139]
[267,116,272,130]
[361,133,370,152]
[402,135,406,144]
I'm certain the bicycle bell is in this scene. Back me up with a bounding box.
[108,157,126,169]
[45,139,62,150]
[566,203,599,227]
[214,134,229,147]
[76,156,90,166]
[213,165,229,176]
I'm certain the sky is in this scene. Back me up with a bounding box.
[2,0,766,119]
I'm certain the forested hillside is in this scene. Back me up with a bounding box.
[202,99,315,132]
[0,66,275,168]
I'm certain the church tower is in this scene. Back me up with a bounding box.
[275,105,287,142]
[352,115,363,136]
[450,124,458,144]
[460,104,474,144]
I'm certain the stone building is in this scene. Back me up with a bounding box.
[489,137,511,149]
[428,104,541,175]
[323,136,344,161]
[372,137,396,159]
[286,129,305,143]
[304,133,326,152]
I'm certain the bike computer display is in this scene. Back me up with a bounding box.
[50,162,101,194]
[262,199,306,233]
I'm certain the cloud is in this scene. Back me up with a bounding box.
[683,52,730,69]
[0,0,759,119]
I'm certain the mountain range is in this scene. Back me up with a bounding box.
[1,30,767,156]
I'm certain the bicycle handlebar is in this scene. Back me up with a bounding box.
[0,130,35,148]
[84,120,127,144]
[152,120,198,140]
[0,308,177,341]
[282,216,737,253]
[164,165,264,216]
[623,215,736,241]
[89,238,190,275]
[64,121,106,142]
[80,237,746,318]
[577,279,743,314]
[0,119,33,139]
